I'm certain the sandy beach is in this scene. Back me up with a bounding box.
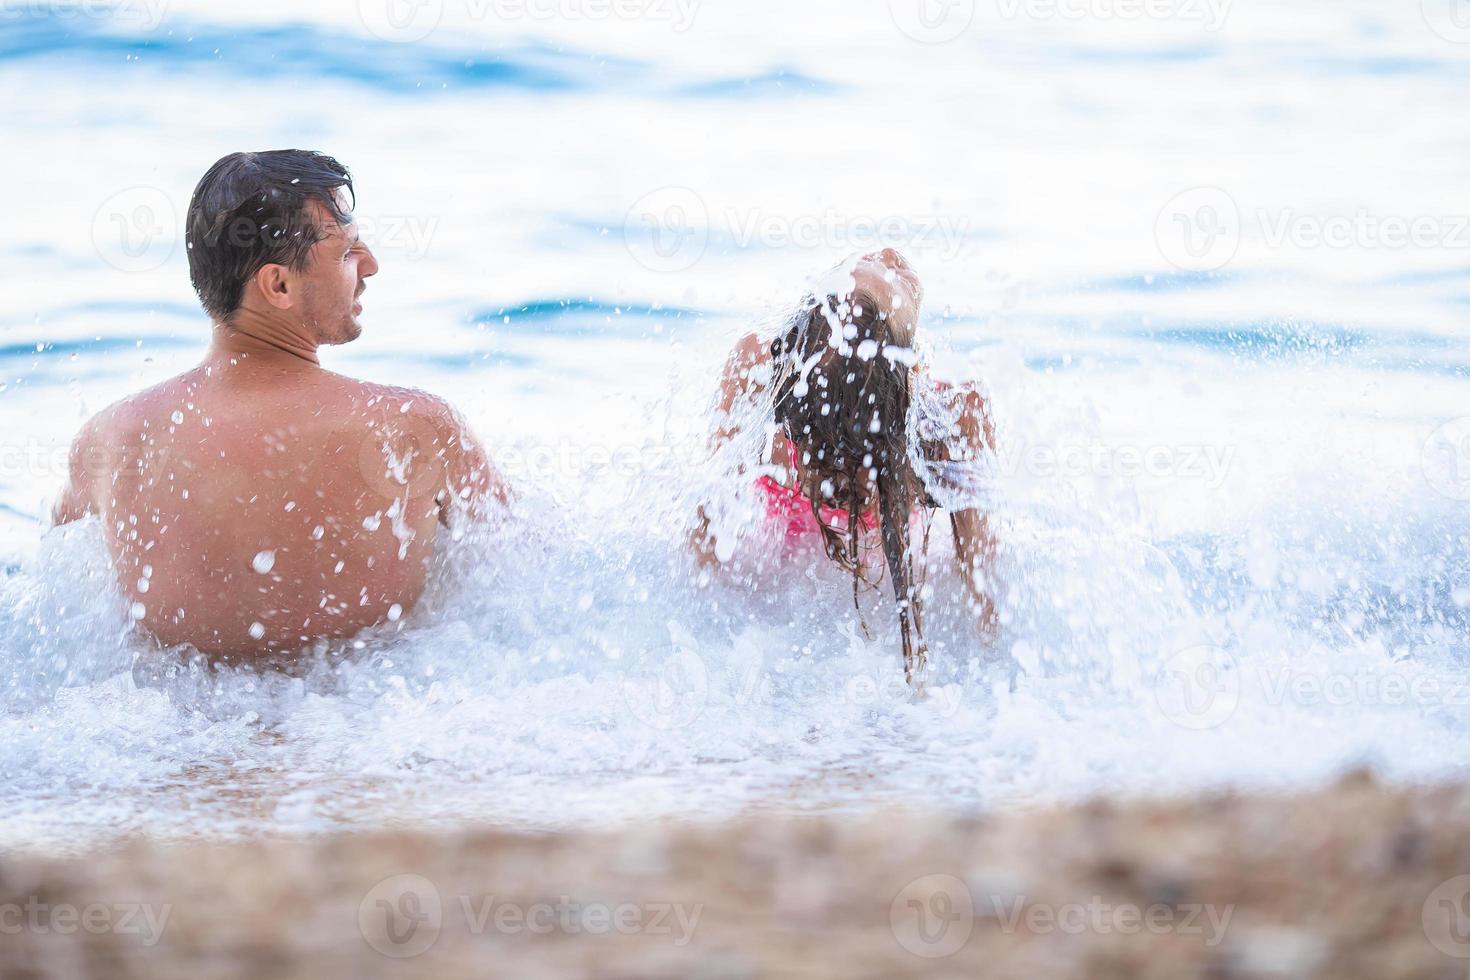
[4,771,1469,978]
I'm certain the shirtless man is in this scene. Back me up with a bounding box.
[53,150,505,661]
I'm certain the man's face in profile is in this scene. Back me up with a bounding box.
[296,193,378,346]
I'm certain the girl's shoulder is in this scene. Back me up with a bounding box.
[915,369,990,428]
[911,369,998,509]
[719,332,776,403]
[913,366,995,471]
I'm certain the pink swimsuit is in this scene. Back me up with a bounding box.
[758,432,879,543]
[755,474,878,546]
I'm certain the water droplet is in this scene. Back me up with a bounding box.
[387,603,403,622]
[248,622,266,640]
[251,550,276,574]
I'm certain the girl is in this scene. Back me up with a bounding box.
[691,249,998,687]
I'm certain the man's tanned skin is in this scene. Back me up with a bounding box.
[53,161,504,661]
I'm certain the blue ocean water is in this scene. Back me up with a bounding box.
[1,0,1468,851]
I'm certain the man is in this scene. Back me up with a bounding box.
[53,150,505,661]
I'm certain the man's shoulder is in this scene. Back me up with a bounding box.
[349,379,459,421]
[76,373,194,446]
[320,374,469,441]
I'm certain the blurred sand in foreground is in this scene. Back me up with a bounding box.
[4,771,1470,979]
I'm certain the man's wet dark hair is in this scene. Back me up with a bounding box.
[185,150,355,322]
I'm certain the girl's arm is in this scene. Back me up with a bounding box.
[690,333,770,568]
[946,386,999,639]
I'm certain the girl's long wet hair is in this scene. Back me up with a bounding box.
[769,290,931,685]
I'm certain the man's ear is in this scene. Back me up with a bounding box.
[251,263,293,311]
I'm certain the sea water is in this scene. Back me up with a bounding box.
[1,0,1468,852]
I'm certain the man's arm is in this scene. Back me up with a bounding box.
[691,332,768,568]
[51,417,101,526]
[947,386,999,639]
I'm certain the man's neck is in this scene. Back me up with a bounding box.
[209,309,321,367]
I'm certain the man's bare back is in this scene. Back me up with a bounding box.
[55,351,497,659]
[52,150,504,661]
